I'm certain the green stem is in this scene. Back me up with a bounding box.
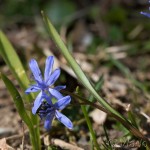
[31,115,41,150]
[81,106,100,150]
[30,127,41,150]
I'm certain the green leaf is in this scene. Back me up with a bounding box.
[0,31,41,149]
[103,125,113,150]
[41,14,150,147]
[76,87,100,149]
[0,31,29,92]
[86,75,104,111]
[81,105,100,150]
[42,11,125,120]
[1,73,41,150]
[0,73,32,127]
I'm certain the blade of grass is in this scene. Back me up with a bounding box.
[81,106,100,150]
[127,110,139,129]
[0,73,39,150]
[0,31,30,92]
[81,76,103,149]
[41,11,126,121]
[103,125,113,150]
[0,73,32,127]
[0,31,41,149]
[42,12,150,147]
[86,75,104,111]
[76,87,100,150]
[62,90,150,147]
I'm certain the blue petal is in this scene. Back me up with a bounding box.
[141,12,150,18]
[46,69,60,86]
[42,92,53,105]
[32,92,43,114]
[29,59,43,83]
[54,85,66,91]
[25,84,40,94]
[54,96,71,110]
[44,56,54,82]
[55,110,73,129]
[49,88,63,100]
[44,113,55,130]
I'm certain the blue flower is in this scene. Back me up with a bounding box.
[141,11,150,18]
[141,1,150,18]
[37,95,73,130]
[25,56,66,114]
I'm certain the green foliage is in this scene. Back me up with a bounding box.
[86,75,104,111]
[105,5,127,24]
[0,73,40,150]
[108,25,123,43]
[103,126,113,150]
[0,73,32,127]
[0,31,41,150]
[42,11,125,120]
[1,0,41,17]
[0,1,150,147]
[0,31,30,93]
[42,13,150,148]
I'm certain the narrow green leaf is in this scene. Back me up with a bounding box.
[0,73,41,150]
[81,105,100,150]
[128,110,139,129]
[42,13,150,148]
[103,126,113,150]
[42,11,125,120]
[76,87,100,149]
[0,31,41,149]
[89,75,104,102]
[86,75,104,111]
[0,73,32,127]
[0,31,29,91]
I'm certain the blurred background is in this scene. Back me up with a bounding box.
[1,0,150,52]
[0,0,150,149]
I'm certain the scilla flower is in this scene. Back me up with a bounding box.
[141,11,150,18]
[141,1,150,18]
[37,95,73,130]
[25,56,66,114]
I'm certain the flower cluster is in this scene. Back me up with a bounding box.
[25,56,73,130]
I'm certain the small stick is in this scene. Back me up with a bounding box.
[51,138,84,150]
